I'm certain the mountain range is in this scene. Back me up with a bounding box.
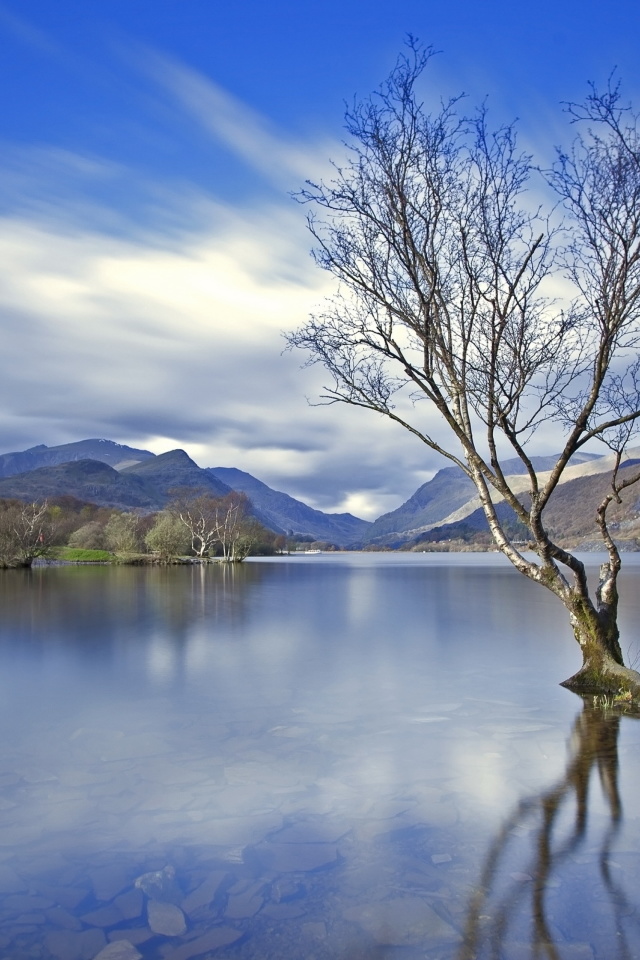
[0,438,638,549]
[0,441,371,544]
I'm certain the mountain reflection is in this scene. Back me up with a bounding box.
[457,700,640,960]
[0,562,267,657]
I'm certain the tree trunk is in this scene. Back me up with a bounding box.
[522,560,640,697]
[561,574,640,695]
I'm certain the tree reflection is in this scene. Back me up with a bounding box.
[457,700,640,960]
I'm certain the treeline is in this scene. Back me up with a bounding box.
[0,490,289,568]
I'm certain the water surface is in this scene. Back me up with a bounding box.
[0,553,639,959]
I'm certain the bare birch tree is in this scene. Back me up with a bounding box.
[208,492,258,562]
[287,43,640,695]
[170,490,259,561]
[0,500,53,567]
[169,490,221,558]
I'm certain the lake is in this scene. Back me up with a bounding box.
[0,552,639,960]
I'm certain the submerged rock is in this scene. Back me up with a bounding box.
[46,928,107,960]
[89,866,133,903]
[162,927,242,959]
[255,841,340,872]
[81,904,123,927]
[147,899,187,936]
[113,888,144,920]
[225,879,265,919]
[107,928,154,947]
[93,942,143,960]
[181,871,227,916]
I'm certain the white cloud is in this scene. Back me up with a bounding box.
[0,54,475,519]
[0,175,443,517]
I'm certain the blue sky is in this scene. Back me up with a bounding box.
[0,0,639,518]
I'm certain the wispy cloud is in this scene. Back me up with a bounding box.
[141,49,334,190]
[0,3,64,60]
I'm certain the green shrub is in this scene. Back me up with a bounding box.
[145,511,191,559]
[104,513,143,553]
[68,520,106,550]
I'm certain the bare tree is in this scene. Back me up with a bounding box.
[0,500,53,567]
[287,44,640,695]
[209,492,257,562]
[169,490,222,558]
[169,490,259,561]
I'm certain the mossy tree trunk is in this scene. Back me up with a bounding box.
[503,558,640,696]
[560,563,640,694]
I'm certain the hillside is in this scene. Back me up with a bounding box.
[208,467,370,543]
[363,466,475,542]
[542,460,640,544]
[364,452,603,546]
[0,460,163,511]
[1,437,637,550]
[402,458,640,550]
[0,442,370,542]
[120,452,280,530]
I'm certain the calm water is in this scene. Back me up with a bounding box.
[0,553,639,960]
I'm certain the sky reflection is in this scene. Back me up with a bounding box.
[0,555,638,957]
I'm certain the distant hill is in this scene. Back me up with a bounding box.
[208,466,371,543]
[363,466,475,543]
[363,453,602,546]
[3,437,634,550]
[386,453,640,550]
[0,439,154,478]
[542,459,640,544]
[0,459,163,511]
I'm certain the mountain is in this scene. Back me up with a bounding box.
[3,437,632,549]
[0,459,163,511]
[208,467,371,543]
[120,452,285,529]
[0,450,234,514]
[408,461,640,549]
[363,453,603,545]
[0,439,154,478]
[120,449,232,499]
[363,466,475,543]
[541,459,640,544]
